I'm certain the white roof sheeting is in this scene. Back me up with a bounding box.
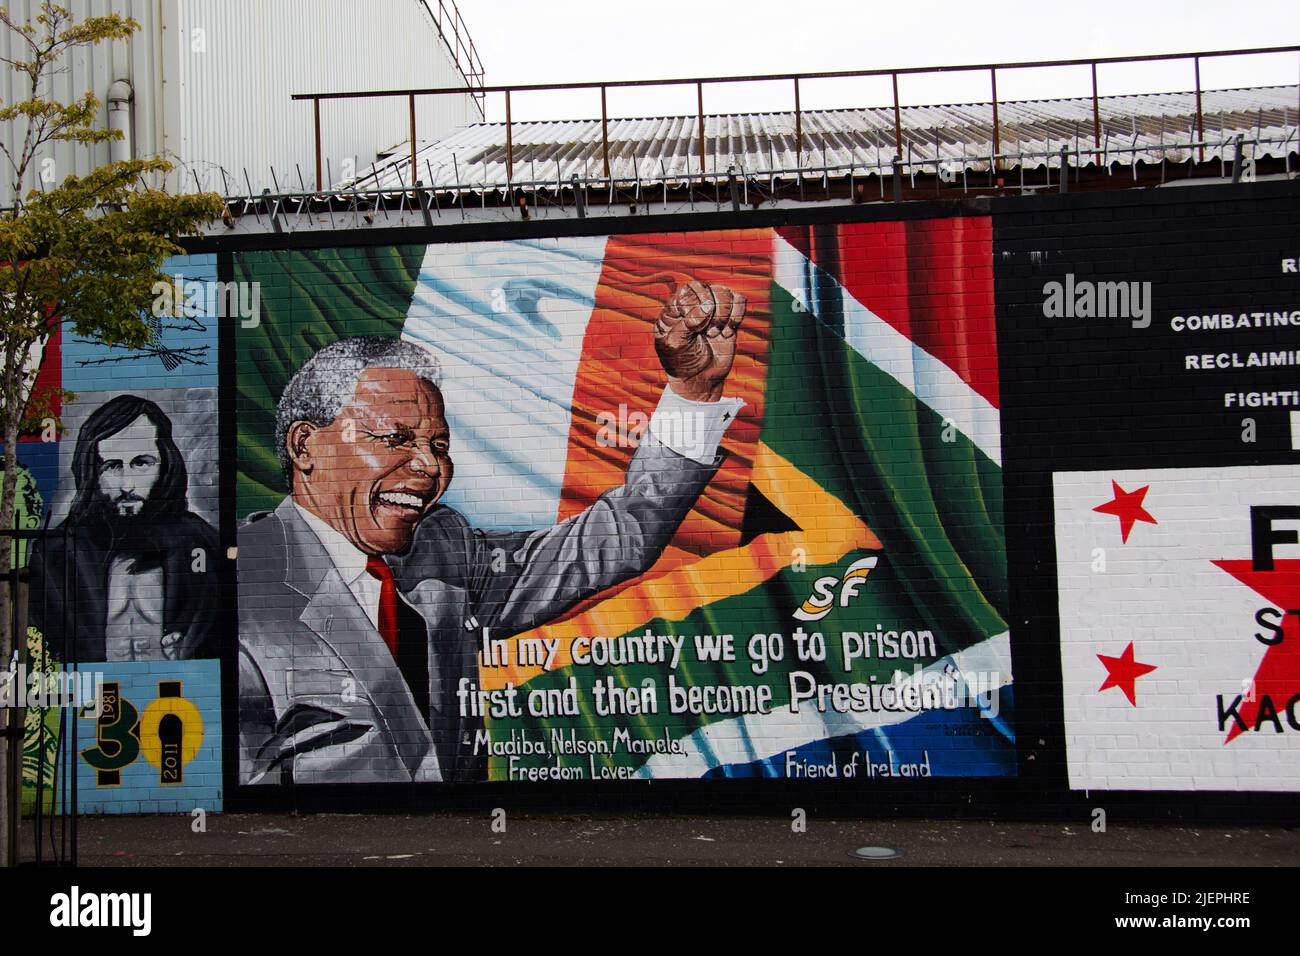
[342,85,1300,191]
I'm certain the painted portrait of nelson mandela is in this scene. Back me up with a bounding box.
[238,279,748,785]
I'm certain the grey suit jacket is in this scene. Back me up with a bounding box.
[237,437,717,786]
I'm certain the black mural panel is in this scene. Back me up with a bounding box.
[996,187,1300,794]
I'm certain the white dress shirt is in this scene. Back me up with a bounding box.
[645,387,745,464]
[294,501,383,629]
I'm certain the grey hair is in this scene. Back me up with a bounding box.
[275,336,443,480]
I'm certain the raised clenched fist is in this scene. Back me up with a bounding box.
[654,279,746,403]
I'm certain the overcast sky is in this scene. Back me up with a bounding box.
[458,0,1299,122]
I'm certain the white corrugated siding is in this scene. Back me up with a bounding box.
[0,0,166,205]
[0,0,479,203]
[170,0,478,194]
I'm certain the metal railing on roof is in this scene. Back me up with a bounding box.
[417,0,484,106]
[2,125,1288,231]
[292,44,1300,194]
[180,128,1295,237]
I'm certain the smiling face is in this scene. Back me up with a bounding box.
[289,367,453,556]
[96,416,162,516]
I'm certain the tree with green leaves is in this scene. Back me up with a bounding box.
[0,2,223,866]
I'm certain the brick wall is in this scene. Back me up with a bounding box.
[18,181,1297,816]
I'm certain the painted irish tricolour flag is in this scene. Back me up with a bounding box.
[1055,464,1300,792]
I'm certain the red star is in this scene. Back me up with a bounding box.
[1097,642,1158,706]
[1211,559,1300,744]
[1093,481,1158,543]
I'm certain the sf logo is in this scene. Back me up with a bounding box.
[793,555,879,622]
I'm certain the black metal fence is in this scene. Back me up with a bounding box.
[4,522,79,867]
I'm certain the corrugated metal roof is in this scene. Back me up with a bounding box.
[342,85,1299,191]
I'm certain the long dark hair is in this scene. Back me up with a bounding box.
[67,394,188,524]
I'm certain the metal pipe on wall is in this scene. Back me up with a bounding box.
[107,79,133,163]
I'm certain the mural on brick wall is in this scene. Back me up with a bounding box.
[30,388,220,663]
[233,222,1012,785]
[3,358,60,812]
[13,254,224,814]
[1055,464,1300,790]
[995,196,1300,792]
[8,192,1294,810]
[27,253,222,666]
[76,660,223,814]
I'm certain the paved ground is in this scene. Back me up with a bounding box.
[23,812,1300,866]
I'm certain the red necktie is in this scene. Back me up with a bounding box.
[365,556,400,658]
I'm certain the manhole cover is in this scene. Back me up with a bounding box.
[851,846,899,860]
